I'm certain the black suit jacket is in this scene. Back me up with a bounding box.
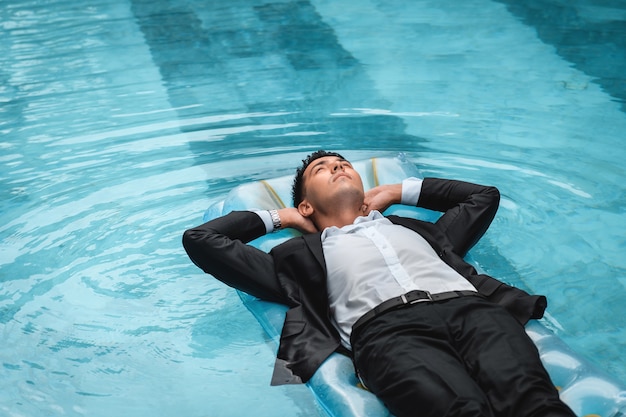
[183,178,547,385]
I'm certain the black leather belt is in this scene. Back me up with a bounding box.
[352,290,481,337]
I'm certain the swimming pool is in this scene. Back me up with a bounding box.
[1,0,624,416]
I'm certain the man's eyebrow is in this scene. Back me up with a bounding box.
[310,159,329,170]
[310,157,347,170]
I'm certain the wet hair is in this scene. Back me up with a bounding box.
[292,150,346,207]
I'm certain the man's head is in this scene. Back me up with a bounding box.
[292,150,345,207]
[291,150,366,228]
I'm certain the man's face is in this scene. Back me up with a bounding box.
[300,156,365,212]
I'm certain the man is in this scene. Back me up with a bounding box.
[183,150,575,417]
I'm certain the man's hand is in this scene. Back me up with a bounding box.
[277,208,319,234]
[364,184,402,214]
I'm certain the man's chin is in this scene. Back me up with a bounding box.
[335,185,365,202]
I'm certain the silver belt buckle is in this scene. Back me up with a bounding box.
[415,290,432,304]
[403,290,432,305]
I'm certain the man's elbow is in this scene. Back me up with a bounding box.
[182,227,209,265]
[182,228,197,253]
[476,186,500,221]
[487,186,500,206]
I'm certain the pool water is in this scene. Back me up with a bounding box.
[1,0,625,416]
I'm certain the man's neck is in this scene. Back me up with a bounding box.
[314,207,365,230]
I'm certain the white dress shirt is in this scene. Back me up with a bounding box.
[257,177,477,349]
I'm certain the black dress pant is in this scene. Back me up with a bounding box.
[351,296,576,417]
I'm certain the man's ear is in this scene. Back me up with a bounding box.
[298,199,314,218]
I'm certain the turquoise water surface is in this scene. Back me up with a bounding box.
[1,0,625,416]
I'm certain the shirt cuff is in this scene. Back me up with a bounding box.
[254,210,274,233]
[401,177,423,206]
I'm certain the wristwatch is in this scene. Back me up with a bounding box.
[269,209,282,231]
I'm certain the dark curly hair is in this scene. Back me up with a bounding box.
[292,150,346,207]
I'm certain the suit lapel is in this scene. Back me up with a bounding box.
[303,232,327,275]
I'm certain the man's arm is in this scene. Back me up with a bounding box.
[182,211,286,304]
[420,178,500,257]
[365,177,500,257]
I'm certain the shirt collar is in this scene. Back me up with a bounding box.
[321,210,387,239]
[355,210,385,223]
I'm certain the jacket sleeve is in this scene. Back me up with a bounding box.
[418,178,500,258]
[182,210,286,304]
